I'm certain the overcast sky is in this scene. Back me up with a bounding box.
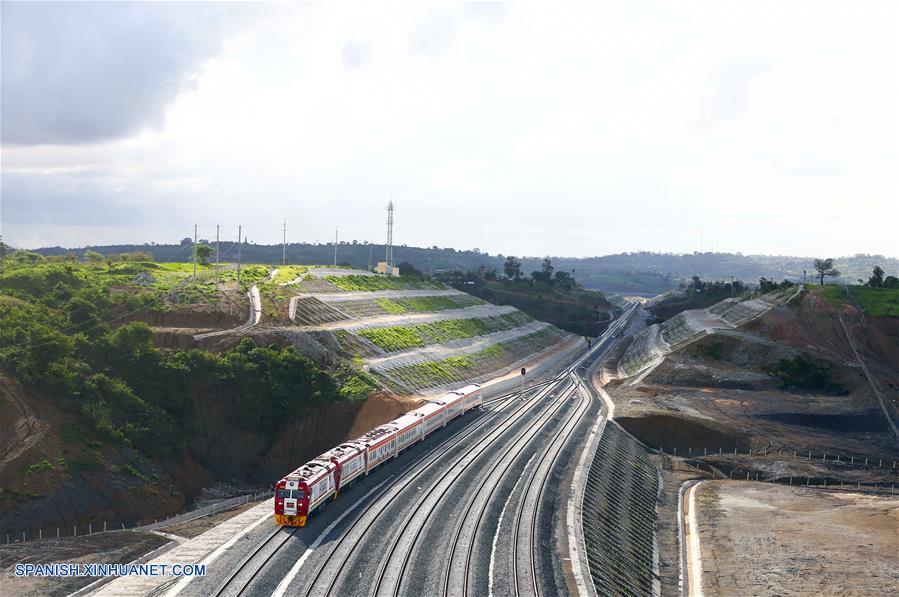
[2,1,897,258]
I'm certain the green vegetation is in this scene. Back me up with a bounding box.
[354,312,533,352]
[693,339,725,360]
[768,355,846,395]
[324,274,445,292]
[0,257,380,466]
[437,268,614,336]
[812,284,848,307]
[383,329,560,389]
[377,295,475,314]
[266,265,309,286]
[376,298,409,314]
[650,276,748,321]
[848,286,899,317]
[26,459,53,474]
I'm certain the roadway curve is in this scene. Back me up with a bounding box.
[168,307,635,597]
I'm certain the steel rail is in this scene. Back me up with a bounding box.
[212,526,298,597]
[299,382,552,596]
[513,378,592,597]
[373,380,575,597]
[450,385,586,597]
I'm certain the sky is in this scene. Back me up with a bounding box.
[2,1,897,258]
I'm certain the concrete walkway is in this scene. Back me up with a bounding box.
[91,500,273,596]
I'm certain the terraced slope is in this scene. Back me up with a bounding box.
[281,268,574,393]
[618,286,803,378]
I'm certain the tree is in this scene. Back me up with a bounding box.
[195,244,213,266]
[180,237,193,246]
[541,257,554,278]
[397,261,423,278]
[813,258,840,285]
[868,266,884,288]
[504,256,522,281]
[84,250,105,263]
[884,276,899,289]
[554,270,573,290]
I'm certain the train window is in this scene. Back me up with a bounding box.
[276,489,290,499]
[292,490,305,500]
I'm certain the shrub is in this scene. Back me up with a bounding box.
[768,355,846,394]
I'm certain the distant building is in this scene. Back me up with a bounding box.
[375,261,400,276]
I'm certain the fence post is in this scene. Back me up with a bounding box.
[823,453,826,461]
[6,534,8,545]
[39,529,42,540]
[864,457,868,466]
[851,456,854,464]
[57,528,59,539]
[104,522,107,532]
[857,482,861,491]
[836,455,840,463]
[808,451,811,460]
[806,478,810,486]
[89,523,92,535]
[74,526,77,537]
[789,476,792,485]
[734,447,737,455]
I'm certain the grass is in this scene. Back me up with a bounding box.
[810,284,899,317]
[813,284,849,307]
[324,275,445,292]
[382,328,561,388]
[267,265,309,286]
[848,286,899,317]
[353,312,533,352]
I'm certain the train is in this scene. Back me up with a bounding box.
[274,384,483,527]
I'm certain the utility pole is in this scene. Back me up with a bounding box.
[334,226,339,266]
[193,224,198,285]
[282,218,287,266]
[215,224,220,285]
[368,241,373,271]
[237,225,242,286]
[386,200,394,271]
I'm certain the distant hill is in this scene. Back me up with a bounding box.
[27,242,897,295]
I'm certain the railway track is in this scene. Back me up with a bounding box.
[374,381,577,597]
[304,380,562,596]
[448,382,587,597]
[221,303,636,596]
[212,527,298,597]
[512,373,592,596]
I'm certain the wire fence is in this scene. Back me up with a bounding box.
[654,445,898,470]
[2,491,271,546]
[679,458,897,496]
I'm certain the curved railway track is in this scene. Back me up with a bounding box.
[215,304,636,597]
[304,381,561,596]
[373,381,577,597]
[449,382,589,597]
[512,374,592,597]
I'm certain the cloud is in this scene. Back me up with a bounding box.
[341,41,370,69]
[0,2,250,146]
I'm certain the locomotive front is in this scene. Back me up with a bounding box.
[274,477,310,526]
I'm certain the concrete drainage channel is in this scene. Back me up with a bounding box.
[581,421,661,595]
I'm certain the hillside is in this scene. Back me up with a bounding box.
[258,267,578,394]
[448,278,620,337]
[28,242,898,295]
[0,253,576,537]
